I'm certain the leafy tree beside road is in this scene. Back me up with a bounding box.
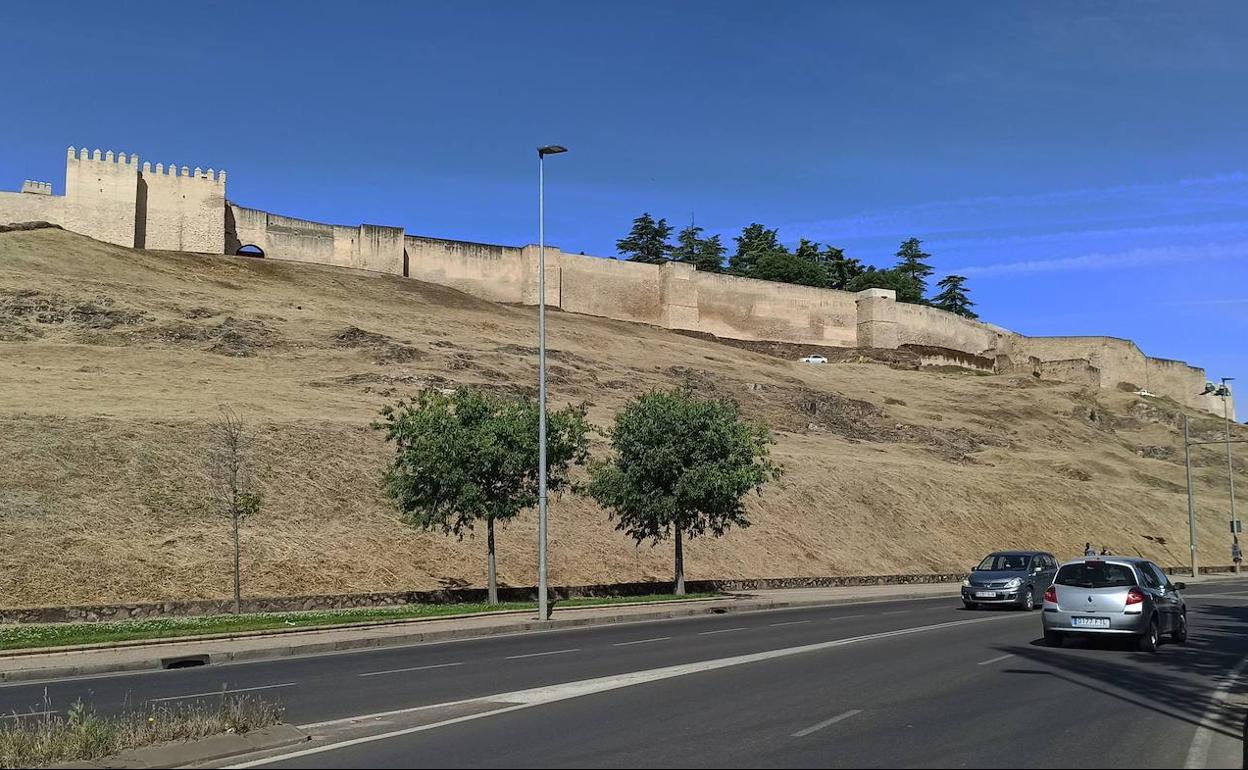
[587,387,781,595]
[375,388,590,604]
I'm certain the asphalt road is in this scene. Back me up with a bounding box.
[3,582,1246,768]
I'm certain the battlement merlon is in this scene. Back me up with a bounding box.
[66,146,140,169]
[141,162,226,185]
[20,180,53,195]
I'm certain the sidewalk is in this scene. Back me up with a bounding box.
[2,573,1241,685]
[0,582,961,684]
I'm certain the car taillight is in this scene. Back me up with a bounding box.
[1126,588,1145,605]
[1044,586,1057,604]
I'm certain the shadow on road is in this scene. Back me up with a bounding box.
[991,601,1247,741]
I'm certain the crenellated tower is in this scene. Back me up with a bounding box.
[63,147,140,248]
[139,161,226,253]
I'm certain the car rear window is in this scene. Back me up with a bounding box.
[1056,562,1137,588]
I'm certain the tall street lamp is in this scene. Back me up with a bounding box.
[1219,378,1239,572]
[536,144,567,621]
[1188,380,1245,576]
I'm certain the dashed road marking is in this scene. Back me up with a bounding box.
[358,662,464,677]
[149,682,296,703]
[792,709,863,737]
[505,649,579,661]
[612,637,671,647]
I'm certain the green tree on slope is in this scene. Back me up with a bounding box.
[375,388,590,604]
[587,387,781,595]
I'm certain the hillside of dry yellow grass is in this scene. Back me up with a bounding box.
[0,227,1243,608]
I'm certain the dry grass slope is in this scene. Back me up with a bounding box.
[0,228,1243,608]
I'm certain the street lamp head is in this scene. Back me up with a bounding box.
[538,145,568,157]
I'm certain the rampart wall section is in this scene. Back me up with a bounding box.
[0,144,1233,419]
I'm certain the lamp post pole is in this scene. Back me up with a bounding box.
[1222,378,1238,573]
[536,144,566,621]
[1185,384,1245,577]
[1185,415,1199,578]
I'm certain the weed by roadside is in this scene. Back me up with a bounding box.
[0,694,282,769]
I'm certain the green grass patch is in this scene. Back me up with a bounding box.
[0,695,282,769]
[0,593,719,652]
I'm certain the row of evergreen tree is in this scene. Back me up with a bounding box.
[614,213,977,319]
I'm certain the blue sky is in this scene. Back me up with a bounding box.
[2,1,1245,387]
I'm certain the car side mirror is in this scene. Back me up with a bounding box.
[1174,582,1186,591]
[970,566,978,572]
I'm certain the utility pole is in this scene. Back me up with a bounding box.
[1221,378,1239,573]
[1185,392,1245,575]
[1185,415,1199,578]
[536,144,567,621]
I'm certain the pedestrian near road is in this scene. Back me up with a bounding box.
[1100,546,1111,556]
[1084,542,1096,557]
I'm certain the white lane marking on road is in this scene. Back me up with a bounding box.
[791,709,862,737]
[504,648,579,660]
[880,610,910,616]
[358,662,464,677]
[612,637,671,647]
[234,613,1023,768]
[0,710,57,720]
[0,595,962,691]
[698,627,747,636]
[149,682,297,703]
[827,614,865,622]
[768,620,810,627]
[976,654,1015,666]
[1183,653,1248,769]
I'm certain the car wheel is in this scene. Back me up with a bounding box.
[1019,588,1035,612]
[1170,613,1188,644]
[1044,630,1063,647]
[963,600,976,610]
[1137,617,1160,653]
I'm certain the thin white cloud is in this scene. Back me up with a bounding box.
[953,240,1248,277]
[786,171,1248,242]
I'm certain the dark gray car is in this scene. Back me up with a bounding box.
[961,551,1058,611]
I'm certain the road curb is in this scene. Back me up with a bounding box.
[0,597,724,659]
[50,723,309,768]
[0,590,954,684]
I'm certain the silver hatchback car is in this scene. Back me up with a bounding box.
[1041,557,1187,652]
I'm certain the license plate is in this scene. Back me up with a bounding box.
[1071,616,1111,628]
[974,591,997,598]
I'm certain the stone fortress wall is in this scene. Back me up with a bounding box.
[1,146,1233,419]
